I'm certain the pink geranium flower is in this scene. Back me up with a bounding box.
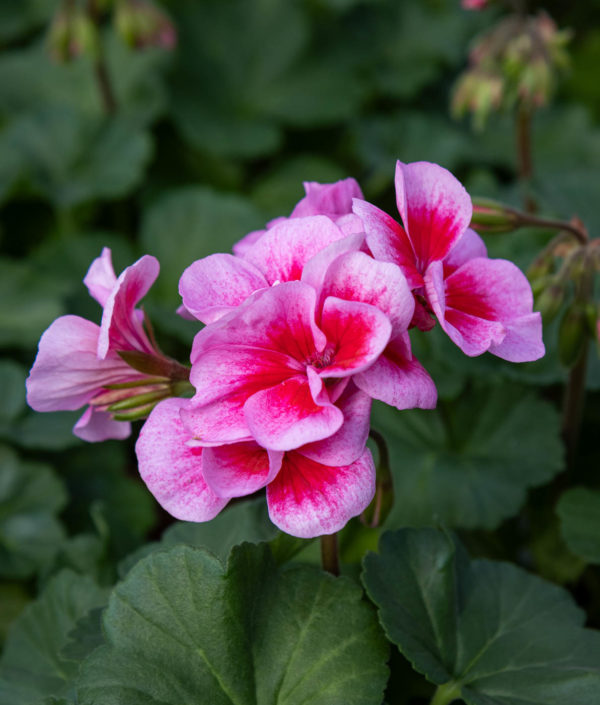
[354,161,544,362]
[136,396,375,538]
[232,178,365,256]
[26,248,167,441]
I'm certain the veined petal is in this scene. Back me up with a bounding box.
[181,390,256,445]
[318,297,391,378]
[83,247,117,307]
[300,384,372,466]
[202,443,283,498]
[179,254,268,324]
[290,178,363,218]
[26,315,140,412]
[242,215,347,285]
[98,254,159,359]
[353,198,422,288]
[320,251,414,335]
[266,448,375,538]
[489,313,545,362]
[135,398,228,521]
[395,161,472,268]
[443,227,487,275]
[244,375,344,452]
[73,407,131,442]
[355,336,437,410]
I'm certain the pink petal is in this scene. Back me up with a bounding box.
[98,255,160,359]
[202,443,283,498]
[73,407,131,442]
[301,232,365,293]
[300,384,372,466]
[336,212,367,236]
[266,448,375,538]
[244,374,344,451]
[232,228,267,256]
[488,313,545,362]
[179,254,267,324]
[395,161,472,268]
[319,251,414,335]
[176,303,196,321]
[26,315,140,412]
[181,390,256,445]
[242,215,347,285]
[317,297,391,378]
[443,227,487,275]
[135,398,228,521]
[83,247,117,307]
[290,178,364,218]
[355,335,437,410]
[353,198,422,289]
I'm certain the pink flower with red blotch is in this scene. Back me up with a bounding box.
[136,394,375,538]
[26,248,167,441]
[354,161,544,362]
[232,178,364,256]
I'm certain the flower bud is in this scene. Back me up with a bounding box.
[114,0,177,50]
[470,198,520,233]
[535,282,565,323]
[558,303,588,367]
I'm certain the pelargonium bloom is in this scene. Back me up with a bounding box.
[26,248,172,441]
[232,177,364,256]
[136,395,375,538]
[354,161,544,362]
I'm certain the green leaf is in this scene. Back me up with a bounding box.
[0,582,30,646]
[557,487,600,564]
[78,543,389,705]
[0,445,67,579]
[3,108,152,208]
[0,570,108,705]
[140,186,264,307]
[373,383,564,530]
[0,0,57,43]
[0,258,65,349]
[0,360,27,423]
[119,497,279,576]
[363,528,600,704]
[11,411,83,452]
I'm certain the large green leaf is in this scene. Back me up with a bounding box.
[373,383,563,529]
[78,543,388,705]
[2,108,152,209]
[0,445,66,579]
[363,528,600,705]
[140,186,264,306]
[557,487,600,565]
[0,570,107,705]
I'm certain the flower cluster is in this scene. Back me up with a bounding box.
[27,161,544,537]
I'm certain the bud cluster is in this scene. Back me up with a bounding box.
[452,12,571,128]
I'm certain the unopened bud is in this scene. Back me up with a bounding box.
[47,7,74,63]
[114,0,177,51]
[558,303,588,367]
[535,282,565,323]
[69,9,100,60]
[470,198,520,233]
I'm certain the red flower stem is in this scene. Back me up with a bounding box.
[320,533,340,576]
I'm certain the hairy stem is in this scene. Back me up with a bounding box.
[320,533,340,576]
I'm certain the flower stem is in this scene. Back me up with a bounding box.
[320,533,340,576]
[430,682,461,705]
[516,104,536,213]
[562,341,589,468]
[87,0,117,115]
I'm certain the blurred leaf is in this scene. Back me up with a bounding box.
[170,0,365,158]
[0,445,67,579]
[0,583,30,646]
[557,487,600,564]
[78,543,389,705]
[3,108,152,208]
[373,383,564,530]
[11,411,83,452]
[0,35,169,127]
[363,528,600,704]
[251,155,347,218]
[0,258,65,349]
[0,360,26,423]
[61,607,105,662]
[140,186,264,306]
[0,570,107,705]
[0,0,57,43]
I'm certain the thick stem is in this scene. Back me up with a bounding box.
[430,681,461,705]
[516,105,536,213]
[320,533,340,576]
